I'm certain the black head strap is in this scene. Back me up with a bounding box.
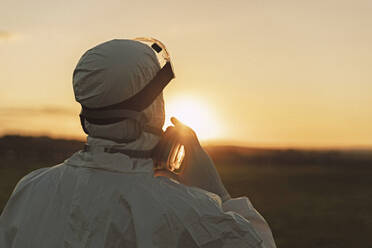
[81,108,147,122]
[85,61,174,112]
[80,61,174,125]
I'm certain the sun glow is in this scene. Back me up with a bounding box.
[164,95,221,140]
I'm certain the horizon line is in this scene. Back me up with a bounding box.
[1,132,372,151]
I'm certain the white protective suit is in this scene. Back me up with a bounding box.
[0,39,276,248]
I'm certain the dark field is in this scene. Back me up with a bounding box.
[1,135,372,248]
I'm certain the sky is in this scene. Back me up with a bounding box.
[1,0,371,148]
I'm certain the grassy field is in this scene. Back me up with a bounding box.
[216,163,372,248]
[1,135,372,247]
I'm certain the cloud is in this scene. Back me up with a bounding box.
[0,30,14,40]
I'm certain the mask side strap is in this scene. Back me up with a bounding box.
[79,112,89,134]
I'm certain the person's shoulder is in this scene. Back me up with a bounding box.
[13,164,65,194]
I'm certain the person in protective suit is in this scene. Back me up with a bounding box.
[0,38,277,248]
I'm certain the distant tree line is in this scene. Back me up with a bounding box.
[0,135,371,168]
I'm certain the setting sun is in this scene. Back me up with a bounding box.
[164,95,222,141]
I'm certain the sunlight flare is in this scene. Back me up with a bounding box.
[164,95,221,140]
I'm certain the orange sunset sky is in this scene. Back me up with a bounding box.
[1,0,371,148]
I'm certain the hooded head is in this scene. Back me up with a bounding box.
[73,39,170,150]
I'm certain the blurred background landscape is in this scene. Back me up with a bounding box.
[1,135,371,248]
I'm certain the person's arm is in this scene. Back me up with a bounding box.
[223,197,276,248]
[161,117,277,247]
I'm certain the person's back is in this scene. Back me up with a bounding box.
[0,38,276,248]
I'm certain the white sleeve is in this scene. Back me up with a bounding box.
[222,197,277,248]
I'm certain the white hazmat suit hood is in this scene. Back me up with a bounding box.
[73,39,165,150]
